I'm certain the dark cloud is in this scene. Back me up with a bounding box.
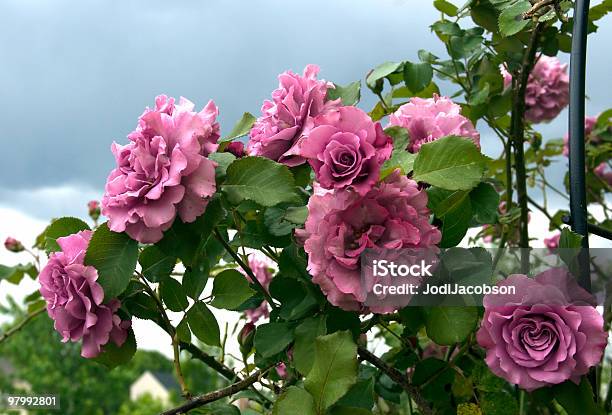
[0,0,609,195]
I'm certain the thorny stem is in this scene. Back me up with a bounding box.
[0,307,45,345]
[358,346,434,415]
[511,22,544,273]
[160,364,275,415]
[138,273,191,399]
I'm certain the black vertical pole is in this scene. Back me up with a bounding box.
[569,0,591,292]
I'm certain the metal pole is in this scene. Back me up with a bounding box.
[568,0,591,292]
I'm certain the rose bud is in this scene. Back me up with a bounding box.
[4,237,24,253]
[224,141,246,158]
[239,322,256,355]
[88,200,101,221]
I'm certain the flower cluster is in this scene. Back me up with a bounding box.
[247,64,340,166]
[388,94,479,152]
[501,56,569,124]
[102,95,220,244]
[38,231,131,358]
[477,268,607,391]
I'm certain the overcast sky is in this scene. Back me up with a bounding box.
[0,0,610,220]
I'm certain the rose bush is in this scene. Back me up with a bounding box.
[2,2,611,414]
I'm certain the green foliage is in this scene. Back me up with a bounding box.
[186,302,221,347]
[0,263,37,284]
[254,322,294,358]
[84,222,138,300]
[219,112,256,146]
[139,245,176,283]
[159,277,189,312]
[41,216,90,253]
[413,136,488,191]
[210,269,255,309]
[273,386,317,415]
[403,61,433,93]
[93,329,137,369]
[304,331,358,414]
[222,156,300,207]
[498,1,531,37]
[293,316,327,375]
[425,307,478,345]
[327,81,361,106]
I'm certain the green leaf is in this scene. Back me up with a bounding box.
[366,62,403,91]
[499,0,531,37]
[425,307,478,345]
[219,112,256,144]
[138,245,176,283]
[43,217,91,253]
[293,316,328,375]
[427,188,472,247]
[93,329,137,369]
[222,157,299,207]
[210,269,255,309]
[176,317,191,343]
[327,81,361,106]
[254,322,294,358]
[159,278,189,312]
[273,386,317,415]
[403,61,433,93]
[84,223,138,300]
[434,0,458,16]
[469,182,500,225]
[304,331,358,414]
[559,227,583,249]
[413,136,487,190]
[469,82,490,106]
[123,293,162,323]
[186,302,220,347]
[270,275,318,321]
[0,263,37,284]
[334,378,375,411]
[210,152,236,180]
[553,378,603,415]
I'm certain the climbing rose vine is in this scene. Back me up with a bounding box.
[3,2,612,414]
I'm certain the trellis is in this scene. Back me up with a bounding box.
[566,0,611,292]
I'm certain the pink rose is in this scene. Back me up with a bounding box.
[4,237,24,253]
[38,231,131,358]
[299,106,392,195]
[239,253,274,323]
[297,171,441,312]
[477,269,607,391]
[102,95,219,243]
[544,233,561,252]
[387,94,479,153]
[501,56,569,124]
[247,64,340,166]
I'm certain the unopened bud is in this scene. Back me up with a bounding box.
[4,237,24,253]
[224,142,246,158]
[88,200,101,221]
[238,322,256,355]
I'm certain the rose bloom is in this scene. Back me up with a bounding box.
[38,231,131,358]
[299,106,392,195]
[102,95,219,243]
[387,94,480,153]
[562,116,599,157]
[594,163,612,187]
[224,141,246,158]
[477,268,607,391]
[296,171,441,312]
[239,253,274,323]
[501,56,569,124]
[247,64,340,166]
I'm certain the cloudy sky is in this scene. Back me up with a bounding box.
[0,0,610,356]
